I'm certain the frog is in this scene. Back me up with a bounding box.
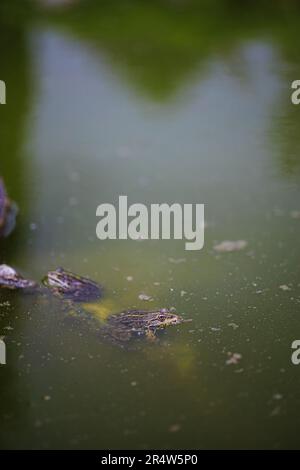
[42,267,103,302]
[0,264,189,345]
[0,264,37,290]
[102,308,189,343]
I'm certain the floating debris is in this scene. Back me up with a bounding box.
[42,267,102,302]
[226,352,242,365]
[0,264,37,290]
[168,257,186,264]
[138,293,153,302]
[228,322,239,330]
[273,393,283,400]
[214,240,248,252]
[279,284,291,291]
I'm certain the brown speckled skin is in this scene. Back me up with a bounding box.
[104,309,186,342]
[43,267,103,302]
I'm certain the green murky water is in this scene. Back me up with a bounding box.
[1,0,300,449]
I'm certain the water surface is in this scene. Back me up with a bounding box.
[1,0,300,449]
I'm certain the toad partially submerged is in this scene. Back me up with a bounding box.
[0,264,188,344]
[42,267,103,302]
[103,308,189,343]
[0,178,18,238]
[0,264,37,290]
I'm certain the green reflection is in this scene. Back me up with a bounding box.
[44,0,300,100]
[41,0,300,178]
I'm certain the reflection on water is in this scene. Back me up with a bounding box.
[1,0,300,449]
